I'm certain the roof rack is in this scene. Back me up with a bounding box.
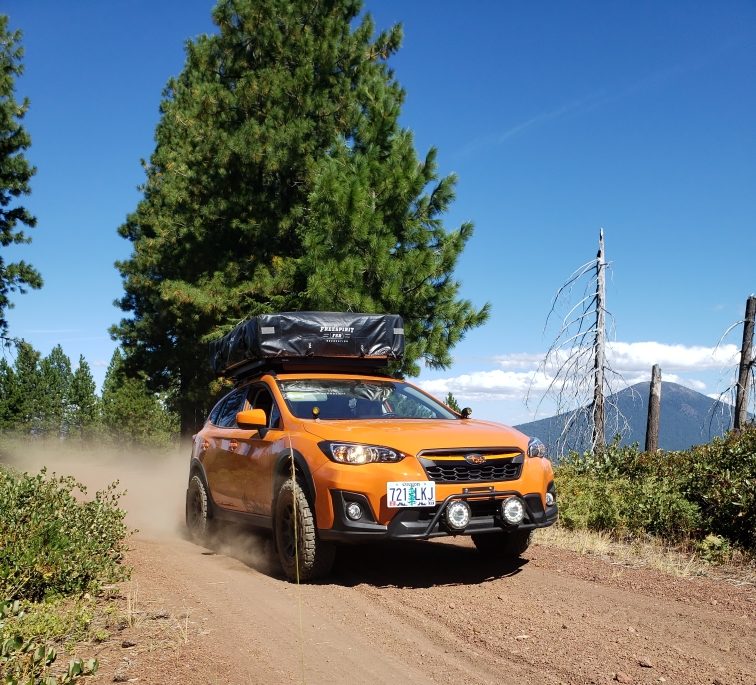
[228,357,397,383]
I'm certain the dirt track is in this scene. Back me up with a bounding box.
[5,450,755,685]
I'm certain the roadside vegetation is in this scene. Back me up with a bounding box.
[0,341,178,450]
[551,425,756,568]
[0,464,130,683]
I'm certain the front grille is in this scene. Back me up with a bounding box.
[418,448,524,484]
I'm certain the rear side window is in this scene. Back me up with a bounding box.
[215,389,247,428]
[208,398,225,425]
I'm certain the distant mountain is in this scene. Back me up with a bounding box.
[515,382,741,454]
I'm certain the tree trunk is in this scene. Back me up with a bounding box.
[734,295,756,430]
[645,364,661,451]
[591,229,606,453]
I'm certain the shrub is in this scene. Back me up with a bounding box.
[678,427,756,549]
[0,467,129,602]
[554,425,756,550]
[555,470,700,540]
[0,600,97,684]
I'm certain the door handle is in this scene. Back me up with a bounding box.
[228,439,239,452]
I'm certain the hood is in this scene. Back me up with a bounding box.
[302,418,529,455]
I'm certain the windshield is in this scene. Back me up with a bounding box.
[278,379,457,420]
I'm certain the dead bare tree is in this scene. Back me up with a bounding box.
[528,229,634,456]
[734,295,755,430]
[645,364,661,452]
[711,295,756,431]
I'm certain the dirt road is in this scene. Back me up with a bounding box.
[5,450,755,685]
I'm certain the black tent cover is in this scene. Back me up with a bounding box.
[209,312,404,377]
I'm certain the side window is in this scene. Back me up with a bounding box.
[216,389,247,428]
[251,387,282,430]
[208,398,225,425]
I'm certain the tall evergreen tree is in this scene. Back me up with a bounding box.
[101,349,178,448]
[39,344,73,436]
[113,0,489,433]
[8,340,42,432]
[0,356,14,429]
[0,15,42,339]
[69,355,98,439]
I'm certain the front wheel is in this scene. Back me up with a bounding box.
[471,530,532,559]
[274,479,335,582]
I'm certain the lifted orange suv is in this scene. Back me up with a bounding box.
[186,313,557,580]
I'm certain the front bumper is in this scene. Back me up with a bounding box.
[319,489,558,543]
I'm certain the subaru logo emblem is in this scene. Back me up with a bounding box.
[465,453,486,465]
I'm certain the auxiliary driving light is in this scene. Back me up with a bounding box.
[545,492,555,507]
[501,497,525,525]
[445,500,471,530]
[345,502,363,521]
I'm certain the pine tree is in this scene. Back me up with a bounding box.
[113,0,488,433]
[0,356,15,429]
[0,15,42,339]
[8,340,43,432]
[101,349,178,448]
[38,344,73,436]
[445,392,461,413]
[69,355,98,439]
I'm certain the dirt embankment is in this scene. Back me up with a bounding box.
[4,447,755,685]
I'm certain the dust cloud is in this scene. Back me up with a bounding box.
[0,440,191,539]
[0,439,277,573]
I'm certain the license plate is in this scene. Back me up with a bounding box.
[387,481,436,508]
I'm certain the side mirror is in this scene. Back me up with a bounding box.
[236,408,267,429]
[461,407,473,419]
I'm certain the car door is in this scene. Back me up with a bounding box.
[202,387,249,510]
[237,384,285,517]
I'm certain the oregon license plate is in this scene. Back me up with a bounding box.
[387,481,436,508]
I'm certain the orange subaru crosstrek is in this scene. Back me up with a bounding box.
[185,313,557,581]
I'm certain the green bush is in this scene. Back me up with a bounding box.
[554,426,756,550]
[678,428,756,549]
[1,600,97,684]
[0,467,129,602]
[555,471,700,540]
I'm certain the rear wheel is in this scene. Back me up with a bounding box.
[471,530,532,559]
[185,474,213,543]
[274,478,335,582]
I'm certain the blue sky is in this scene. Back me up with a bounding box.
[3,1,755,423]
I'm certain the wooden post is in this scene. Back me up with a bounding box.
[645,364,661,451]
[734,295,756,430]
[591,229,606,452]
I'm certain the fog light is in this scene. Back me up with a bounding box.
[502,497,525,525]
[445,500,471,530]
[545,492,555,507]
[346,502,363,520]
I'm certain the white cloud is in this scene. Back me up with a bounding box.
[606,341,738,373]
[419,369,554,402]
[496,341,738,374]
[429,341,738,404]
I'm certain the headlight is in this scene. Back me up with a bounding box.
[320,442,405,464]
[527,436,548,459]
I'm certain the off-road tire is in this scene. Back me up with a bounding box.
[185,474,213,543]
[274,478,335,582]
[471,530,532,559]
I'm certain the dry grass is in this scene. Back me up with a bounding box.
[535,524,756,585]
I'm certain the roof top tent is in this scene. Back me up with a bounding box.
[209,312,405,380]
